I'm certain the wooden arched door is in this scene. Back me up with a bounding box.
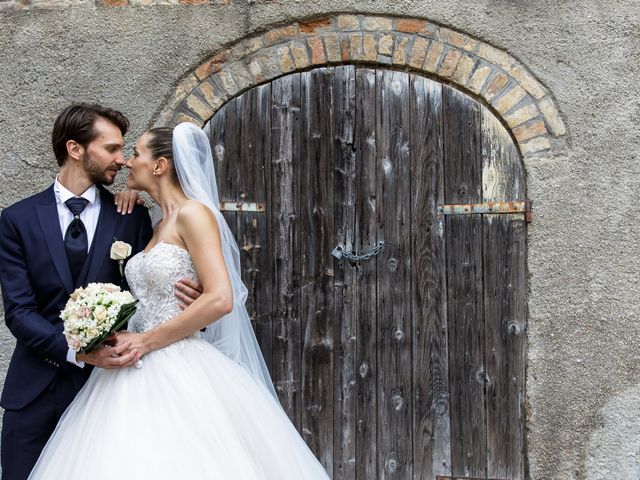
[204,65,527,480]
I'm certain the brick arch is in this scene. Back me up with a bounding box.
[156,14,566,158]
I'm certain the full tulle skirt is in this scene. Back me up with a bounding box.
[28,337,329,479]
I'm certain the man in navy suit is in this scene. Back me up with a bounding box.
[0,104,199,480]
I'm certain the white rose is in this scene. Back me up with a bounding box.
[110,241,132,261]
[94,305,107,322]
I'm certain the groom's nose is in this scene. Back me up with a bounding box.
[114,153,126,166]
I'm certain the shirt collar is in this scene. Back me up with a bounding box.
[54,176,99,206]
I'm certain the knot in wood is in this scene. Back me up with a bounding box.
[508,321,523,336]
[388,258,398,271]
[391,392,405,411]
[474,367,490,385]
[386,457,399,472]
[359,362,369,378]
[393,329,404,341]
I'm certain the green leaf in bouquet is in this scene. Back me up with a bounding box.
[82,300,139,354]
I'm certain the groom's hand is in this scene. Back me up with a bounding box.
[77,338,141,369]
[114,190,144,215]
[175,278,203,310]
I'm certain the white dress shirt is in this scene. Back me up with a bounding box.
[54,178,101,251]
[54,177,101,368]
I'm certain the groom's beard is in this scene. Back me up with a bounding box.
[82,152,119,186]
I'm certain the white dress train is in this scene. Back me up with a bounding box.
[28,242,330,479]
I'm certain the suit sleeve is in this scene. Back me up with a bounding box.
[0,210,70,366]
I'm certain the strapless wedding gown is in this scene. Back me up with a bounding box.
[28,242,330,479]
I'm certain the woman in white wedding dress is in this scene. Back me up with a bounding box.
[28,123,330,479]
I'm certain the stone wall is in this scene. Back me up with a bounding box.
[0,1,639,479]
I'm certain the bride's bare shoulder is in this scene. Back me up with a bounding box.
[176,199,218,231]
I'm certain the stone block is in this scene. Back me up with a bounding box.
[483,72,509,101]
[276,46,295,73]
[195,50,230,80]
[504,103,540,129]
[408,37,429,69]
[422,41,444,72]
[392,36,410,65]
[477,43,515,70]
[493,84,528,114]
[264,25,299,46]
[363,33,377,62]
[438,27,477,52]
[337,14,359,31]
[307,36,326,65]
[323,34,342,63]
[363,16,393,31]
[519,136,551,155]
[538,97,567,136]
[513,119,548,142]
[438,48,462,78]
[289,41,310,68]
[350,33,364,61]
[378,33,394,56]
[396,18,428,34]
[452,54,475,85]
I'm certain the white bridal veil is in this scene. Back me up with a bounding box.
[172,122,277,399]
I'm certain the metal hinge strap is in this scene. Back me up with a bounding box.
[438,200,532,222]
[219,202,265,212]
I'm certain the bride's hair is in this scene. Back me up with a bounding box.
[147,127,179,183]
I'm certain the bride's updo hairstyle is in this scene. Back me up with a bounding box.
[147,127,179,183]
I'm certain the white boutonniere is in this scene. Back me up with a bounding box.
[110,239,132,276]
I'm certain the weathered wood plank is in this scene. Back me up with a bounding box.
[409,75,451,480]
[207,96,240,247]
[331,65,358,480]
[300,67,335,475]
[270,73,303,429]
[482,107,526,479]
[237,84,273,372]
[483,214,526,480]
[482,110,526,202]
[354,67,379,480]
[376,69,413,480]
[443,85,486,479]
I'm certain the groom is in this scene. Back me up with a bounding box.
[0,104,199,480]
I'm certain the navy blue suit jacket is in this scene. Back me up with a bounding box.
[0,184,152,410]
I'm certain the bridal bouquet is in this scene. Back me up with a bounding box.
[61,282,138,353]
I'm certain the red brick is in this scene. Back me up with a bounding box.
[307,37,326,65]
[299,18,332,34]
[396,19,427,34]
[195,50,230,80]
[264,25,299,46]
[103,0,128,6]
[340,36,350,61]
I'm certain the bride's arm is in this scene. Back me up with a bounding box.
[125,201,233,356]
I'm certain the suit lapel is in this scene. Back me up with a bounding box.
[77,186,118,287]
[36,186,74,294]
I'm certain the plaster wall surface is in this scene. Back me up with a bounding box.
[0,1,639,478]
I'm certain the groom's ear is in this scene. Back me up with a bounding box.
[66,139,85,163]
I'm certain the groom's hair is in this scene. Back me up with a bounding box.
[52,103,130,166]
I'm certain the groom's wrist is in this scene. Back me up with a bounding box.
[66,347,85,368]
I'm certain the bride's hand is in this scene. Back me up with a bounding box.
[114,189,144,215]
[77,336,141,369]
[110,332,150,364]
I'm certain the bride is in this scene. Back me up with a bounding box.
[28,123,330,479]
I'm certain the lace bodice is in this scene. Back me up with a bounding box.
[124,242,198,333]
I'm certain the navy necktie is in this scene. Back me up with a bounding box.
[64,198,90,283]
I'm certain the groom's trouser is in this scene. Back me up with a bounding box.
[1,373,76,480]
